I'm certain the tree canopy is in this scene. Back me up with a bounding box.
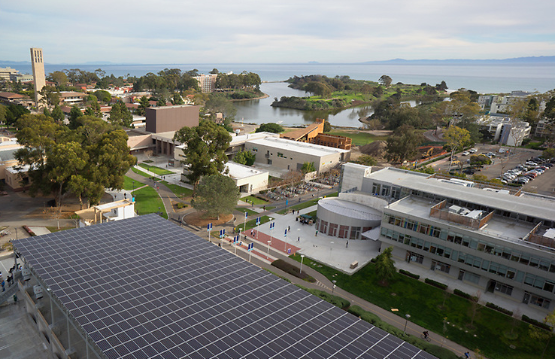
[109,102,133,127]
[256,123,284,133]
[374,247,395,286]
[385,125,424,163]
[173,120,232,190]
[192,174,240,219]
[379,75,392,87]
[14,114,135,208]
[233,150,256,166]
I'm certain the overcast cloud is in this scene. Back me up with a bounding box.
[1,0,554,63]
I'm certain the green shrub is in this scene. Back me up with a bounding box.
[176,203,187,209]
[485,302,513,316]
[424,278,448,290]
[399,269,420,279]
[304,288,350,309]
[522,315,552,330]
[454,289,472,300]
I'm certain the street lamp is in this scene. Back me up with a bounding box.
[267,241,271,255]
[330,241,334,258]
[404,314,411,335]
[332,279,337,293]
[300,254,305,274]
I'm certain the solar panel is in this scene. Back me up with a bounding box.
[14,214,436,359]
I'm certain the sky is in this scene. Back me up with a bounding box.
[1,0,554,64]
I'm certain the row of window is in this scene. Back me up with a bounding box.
[384,214,555,274]
[317,220,371,240]
[382,227,555,295]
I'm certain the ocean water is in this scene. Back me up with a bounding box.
[7,62,554,127]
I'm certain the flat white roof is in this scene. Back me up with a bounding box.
[229,132,280,146]
[367,167,555,221]
[225,161,268,180]
[95,199,133,211]
[248,137,350,157]
[6,164,30,173]
[318,198,382,221]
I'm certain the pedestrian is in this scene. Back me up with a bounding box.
[263,205,266,211]
[346,241,348,248]
[315,230,318,237]
[1,280,4,292]
[288,226,290,232]
[251,229,254,236]
[298,236,300,242]
[464,352,470,359]
[252,202,254,207]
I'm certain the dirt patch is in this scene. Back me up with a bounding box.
[183,211,233,227]
[171,201,189,211]
[359,140,387,159]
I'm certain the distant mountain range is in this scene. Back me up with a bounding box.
[361,56,555,64]
[1,56,554,66]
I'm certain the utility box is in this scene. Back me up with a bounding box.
[34,285,43,299]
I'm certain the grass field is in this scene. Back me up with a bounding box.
[160,181,193,198]
[131,167,151,178]
[236,215,272,232]
[240,195,269,205]
[138,163,174,176]
[289,254,555,359]
[327,131,388,146]
[235,208,258,216]
[132,186,167,219]
[276,192,338,214]
[123,176,144,191]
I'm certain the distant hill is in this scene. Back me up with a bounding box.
[362,56,555,64]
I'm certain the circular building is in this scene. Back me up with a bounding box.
[316,198,383,240]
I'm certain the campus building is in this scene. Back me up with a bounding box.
[145,105,200,133]
[337,164,555,314]
[194,74,217,93]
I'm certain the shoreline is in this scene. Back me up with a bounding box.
[230,93,270,102]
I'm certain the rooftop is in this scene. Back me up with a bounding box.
[367,168,555,222]
[248,137,350,157]
[225,161,268,180]
[13,215,435,359]
[318,198,382,221]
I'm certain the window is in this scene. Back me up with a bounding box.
[252,148,258,152]
[432,260,451,274]
[495,283,513,296]
[406,220,416,231]
[544,282,555,293]
[419,224,430,235]
[530,294,551,309]
[381,185,390,197]
[408,252,424,264]
[329,223,338,237]
[464,272,480,284]
[431,227,441,238]
[277,152,285,158]
[350,227,361,240]
[320,220,328,234]
[338,225,349,238]
[372,183,380,195]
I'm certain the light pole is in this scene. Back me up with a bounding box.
[132,181,135,196]
[332,280,336,293]
[267,241,271,255]
[330,241,334,258]
[403,314,411,335]
[300,254,305,274]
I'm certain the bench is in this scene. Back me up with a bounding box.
[350,261,358,269]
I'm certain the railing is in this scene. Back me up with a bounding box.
[0,271,22,305]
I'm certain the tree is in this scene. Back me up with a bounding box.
[173,120,232,191]
[444,126,471,170]
[209,68,219,74]
[192,175,239,219]
[48,71,68,86]
[171,93,184,105]
[109,102,133,127]
[51,105,64,123]
[379,75,392,87]
[94,90,112,104]
[256,123,284,133]
[385,125,424,163]
[529,309,555,359]
[323,121,331,133]
[469,154,491,166]
[301,162,316,173]
[234,150,256,166]
[68,105,83,129]
[137,96,150,116]
[543,148,555,159]
[374,246,395,286]
[0,104,6,124]
[204,94,236,121]
[353,155,377,166]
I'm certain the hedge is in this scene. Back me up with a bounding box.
[454,289,472,300]
[522,315,552,331]
[424,278,448,290]
[485,302,513,316]
[399,269,420,280]
[302,287,350,309]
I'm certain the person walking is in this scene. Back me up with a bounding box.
[298,236,300,242]
[464,352,470,359]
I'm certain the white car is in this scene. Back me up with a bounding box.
[469,148,478,153]
[462,151,470,156]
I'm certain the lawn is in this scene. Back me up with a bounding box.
[289,254,555,359]
[236,215,272,232]
[235,208,258,216]
[132,186,167,219]
[160,181,193,198]
[275,192,337,215]
[131,167,151,178]
[240,195,269,205]
[327,130,388,146]
[123,176,144,191]
[138,163,174,176]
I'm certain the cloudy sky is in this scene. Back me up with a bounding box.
[1,0,554,64]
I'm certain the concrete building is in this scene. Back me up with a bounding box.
[0,91,31,107]
[58,91,87,105]
[244,137,350,177]
[10,73,34,82]
[337,164,555,315]
[194,74,217,93]
[30,48,46,106]
[145,105,199,133]
[476,115,531,147]
[0,138,24,187]
[75,199,135,226]
[0,67,19,81]
[224,161,268,194]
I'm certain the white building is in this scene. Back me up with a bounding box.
[75,199,135,226]
[224,161,269,194]
[476,116,531,146]
[335,164,555,315]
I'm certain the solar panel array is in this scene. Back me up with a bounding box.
[14,214,436,359]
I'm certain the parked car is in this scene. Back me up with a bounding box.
[462,151,470,156]
[525,161,538,166]
[469,148,478,153]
